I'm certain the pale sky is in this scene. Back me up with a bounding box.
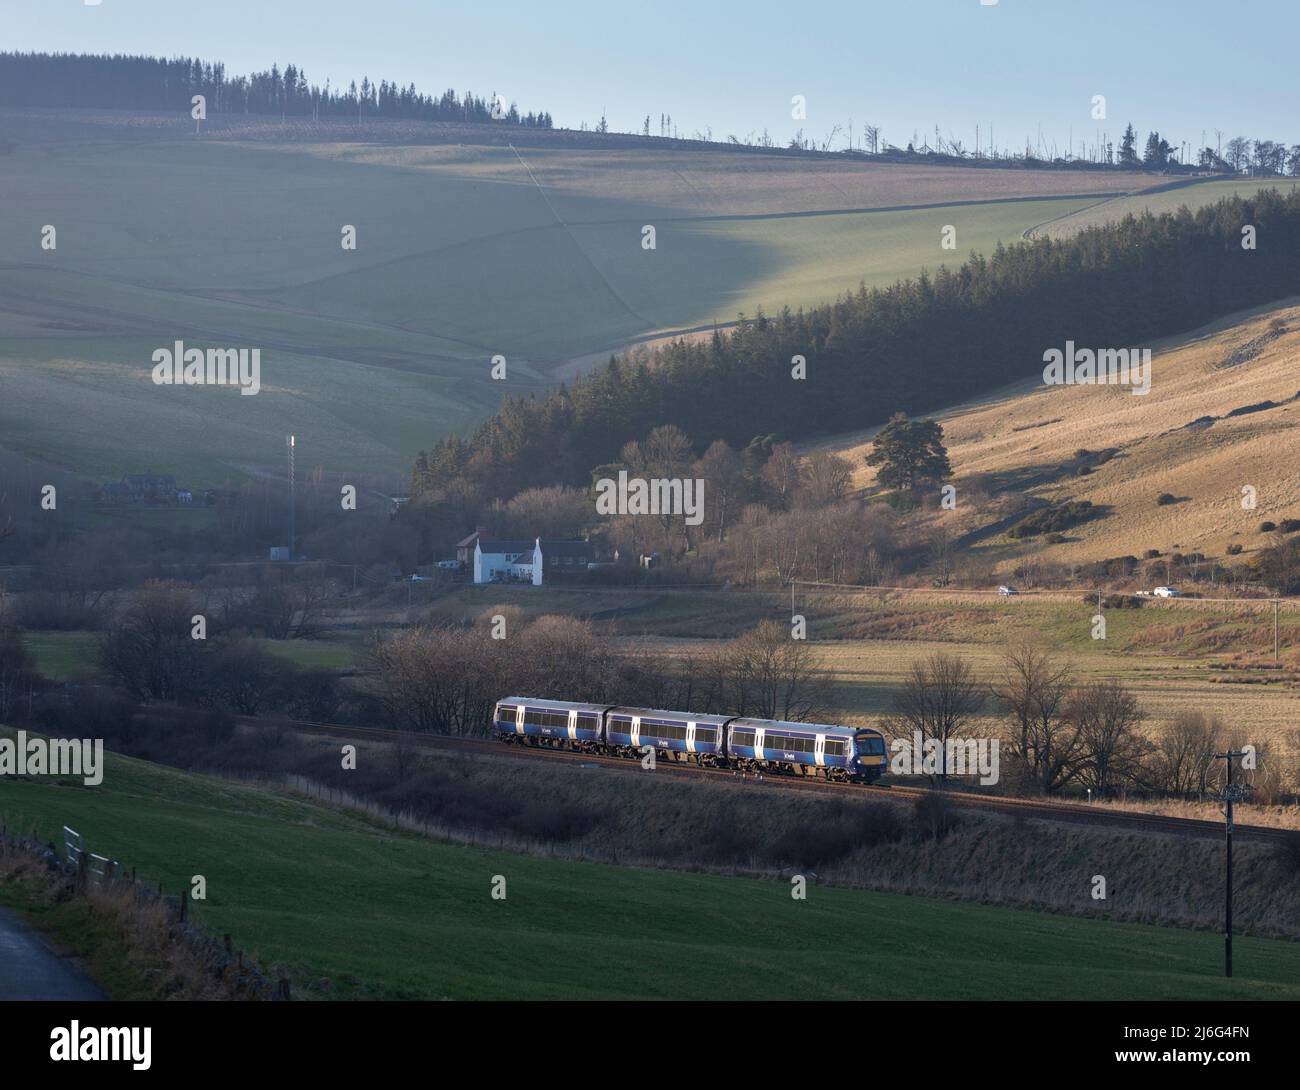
[5,0,1297,157]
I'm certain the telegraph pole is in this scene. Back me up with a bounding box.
[1212,750,1250,978]
[286,435,296,559]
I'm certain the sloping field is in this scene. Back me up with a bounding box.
[3,742,1298,1000]
[0,108,1164,478]
[832,299,1300,569]
[1035,177,1300,239]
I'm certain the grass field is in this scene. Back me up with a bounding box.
[1036,177,1300,239]
[0,108,1167,480]
[2,741,1297,1000]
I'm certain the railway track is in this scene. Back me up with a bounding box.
[231,714,1297,846]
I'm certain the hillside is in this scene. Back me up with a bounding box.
[3,737,1299,1000]
[1035,176,1300,240]
[827,298,1300,570]
[0,107,1162,482]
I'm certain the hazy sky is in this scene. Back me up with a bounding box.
[7,0,1297,156]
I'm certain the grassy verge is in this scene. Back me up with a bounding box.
[0,862,154,1000]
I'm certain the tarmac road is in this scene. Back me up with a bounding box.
[0,909,107,1001]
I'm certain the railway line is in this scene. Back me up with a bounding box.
[230,714,1297,846]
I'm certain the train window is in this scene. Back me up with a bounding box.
[575,715,598,731]
[694,727,716,743]
[825,740,845,757]
[497,704,516,717]
[609,716,633,733]
[524,710,569,730]
[640,720,687,741]
[855,733,886,755]
[731,730,755,747]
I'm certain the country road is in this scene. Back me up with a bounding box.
[0,909,107,1001]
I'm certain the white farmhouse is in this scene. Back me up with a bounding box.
[473,538,543,586]
[471,536,594,586]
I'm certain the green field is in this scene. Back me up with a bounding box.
[1,740,1298,999]
[21,630,361,679]
[1038,177,1300,239]
[0,110,1166,480]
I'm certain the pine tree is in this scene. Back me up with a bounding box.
[1119,123,1138,166]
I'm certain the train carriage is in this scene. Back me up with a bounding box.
[493,697,608,749]
[604,706,734,764]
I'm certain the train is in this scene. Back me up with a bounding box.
[493,696,889,784]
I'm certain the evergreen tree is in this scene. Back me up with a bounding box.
[864,414,952,497]
[1119,123,1139,166]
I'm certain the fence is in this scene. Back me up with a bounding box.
[62,825,122,889]
[35,822,288,999]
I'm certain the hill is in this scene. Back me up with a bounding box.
[827,298,1300,570]
[0,107,1161,482]
[2,735,1299,999]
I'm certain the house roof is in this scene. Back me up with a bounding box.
[538,540,592,558]
[478,539,535,556]
[456,530,482,548]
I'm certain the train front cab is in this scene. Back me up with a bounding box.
[852,728,888,783]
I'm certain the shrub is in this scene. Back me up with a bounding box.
[1156,493,1177,506]
[1226,543,1244,555]
[1144,548,1161,559]
[1280,519,1300,533]
[1007,500,1098,539]
[1260,521,1277,532]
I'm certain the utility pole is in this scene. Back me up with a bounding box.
[286,435,296,559]
[1212,750,1250,978]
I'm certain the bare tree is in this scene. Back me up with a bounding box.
[708,620,830,720]
[799,450,853,509]
[1069,679,1148,794]
[891,652,985,782]
[992,642,1081,793]
[100,580,205,703]
[1150,710,1223,795]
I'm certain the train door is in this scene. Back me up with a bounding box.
[515,705,525,735]
[754,727,765,761]
[567,709,578,741]
[686,722,697,753]
[814,734,826,767]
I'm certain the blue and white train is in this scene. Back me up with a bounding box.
[492,696,888,784]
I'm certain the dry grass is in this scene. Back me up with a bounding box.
[827,299,1300,567]
[620,634,1300,761]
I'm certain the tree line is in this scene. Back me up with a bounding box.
[890,644,1289,802]
[413,189,1300,511]
[0,52,553,127]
